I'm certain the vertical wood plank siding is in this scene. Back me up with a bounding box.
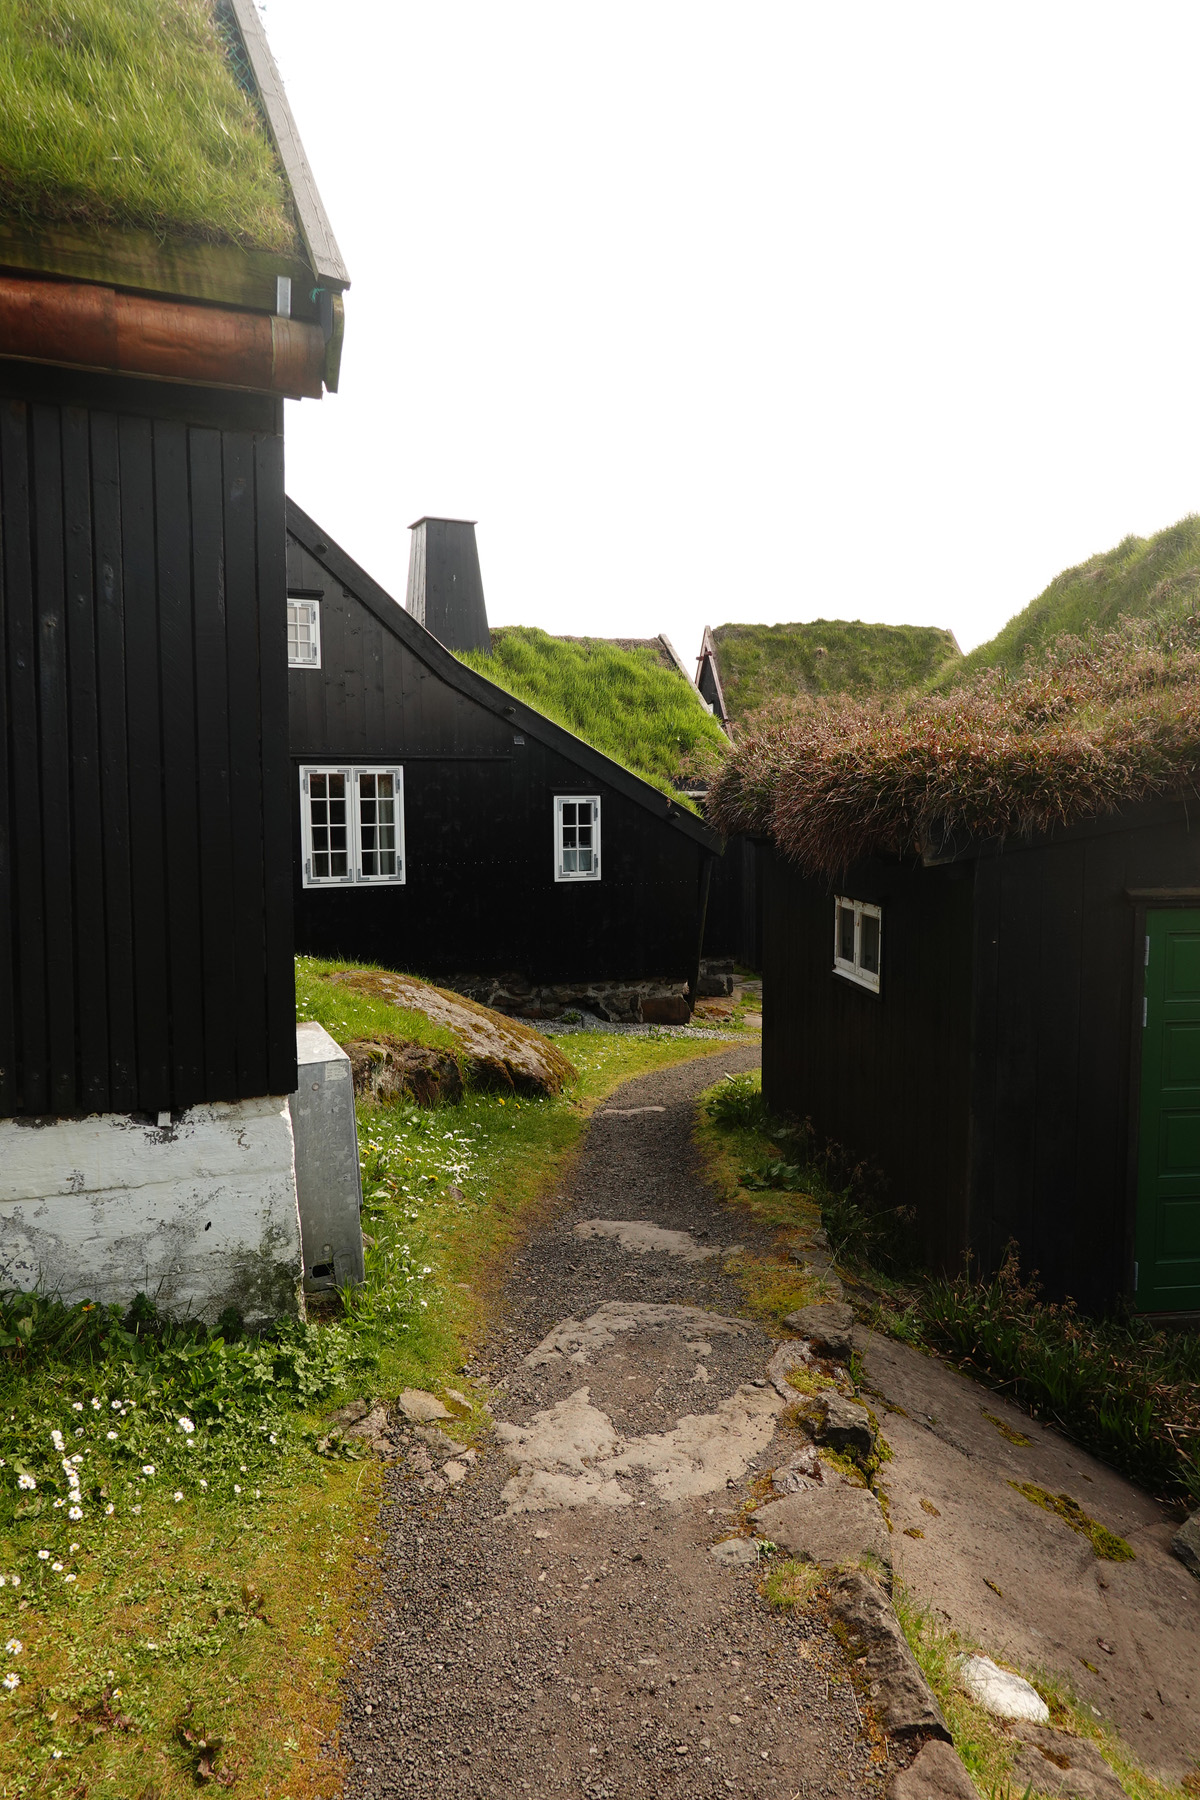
[0,370,295,1117]
[287,535,711,984]
[761,848,975,1272]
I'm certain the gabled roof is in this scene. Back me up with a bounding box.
[286,500,724,854]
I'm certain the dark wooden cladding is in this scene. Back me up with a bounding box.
[0,362,295,1117]
[286,514,720,987]
[763,797,1200,1312]
[762,848,975,1274]
[704,833,761,968]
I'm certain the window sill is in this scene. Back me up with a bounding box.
[832,962,880,995]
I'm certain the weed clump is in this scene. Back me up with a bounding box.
[1009,1483,1135,1563]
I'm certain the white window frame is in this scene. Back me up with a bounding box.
[300,766,405,888]
[287,597,322,668]
[554,794,602,883]
[833,895,881,992]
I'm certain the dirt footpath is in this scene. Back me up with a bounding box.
[340,1048,889,1800]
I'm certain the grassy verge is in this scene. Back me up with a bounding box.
[0,1017,736,1795]
[296,956,460,1056]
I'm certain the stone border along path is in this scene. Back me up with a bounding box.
[336,1046,955,1800]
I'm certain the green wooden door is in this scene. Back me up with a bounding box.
[1136,909,1200,1312]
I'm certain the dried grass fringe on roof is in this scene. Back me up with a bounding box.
[708,613,1200,875]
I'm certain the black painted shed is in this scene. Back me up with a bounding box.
[285,503,723,1021]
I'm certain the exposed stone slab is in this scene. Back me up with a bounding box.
[829,1570,949,1739]
[1171,1509,1200,1579]
[710,1536,760,1565]
[766,1339,818,1399]
[959,1655,1049,1723]
[753,1481,891,1571]
[525,1301,750,1368]
[817,1393,875,1460]
[573,1219,719,1262]
[1008,1728,1130,1800]
[398,1389,452,1423]
[891,1738,978,1800]
[344,1039,463,1108]
[784,1301,856,1360]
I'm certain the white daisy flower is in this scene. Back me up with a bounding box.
[106,1432,118,1441]
[3,1673,19,1691]
[50,1431,64,1452]
[131,1505,141,1516]
[233,1484,241,1495]
[51,1562,63,1573]
[110,1400,121,1411]
[37,1551,49,1562]
[177,1418,195,1434]
[141,1465,155,1477]
[63,1574,76,1584]
[90,1399,101,1411]
[17,1475,35,1492]
[5,1639,21,1655]
[105,1504,114,1516]
[71,1402,83,1412]
[173,1492,183,1503]
[199,1479,208,1491]
[68,1506,82,1521]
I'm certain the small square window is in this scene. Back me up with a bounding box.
[288,597,322,668]
[554,795,601,882]
[833,896,881,992]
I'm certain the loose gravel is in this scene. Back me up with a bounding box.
[340,1048,893,1800]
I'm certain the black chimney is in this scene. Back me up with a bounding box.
[405,517,491,654]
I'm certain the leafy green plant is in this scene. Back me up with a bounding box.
[705,1073,772,1131]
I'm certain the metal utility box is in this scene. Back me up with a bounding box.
[290,1023,365,1291]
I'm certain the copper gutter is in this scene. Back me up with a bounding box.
[0,274,326,398]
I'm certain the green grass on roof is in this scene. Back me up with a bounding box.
[0,0,297,250]
[712,619,961,716]
[459,626,730,807]
[942,515,1200,688]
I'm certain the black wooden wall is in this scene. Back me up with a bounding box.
[704,834,761,968]
[0,362,296,1118]
[761,846,976,1273]
[968,799,1200,1312]
[287,535,711,984]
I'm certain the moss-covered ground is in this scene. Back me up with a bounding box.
[0,974,738,1795]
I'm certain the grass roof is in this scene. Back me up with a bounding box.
[940,515,1200,689]
[459,626,730,808]
[709,612,1200,876]
[711,619,961,717]
[0,0,297,250]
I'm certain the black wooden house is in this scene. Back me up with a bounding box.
[286,505,723,1021]
[714,627,1200,1318]
[0,0,347,1321]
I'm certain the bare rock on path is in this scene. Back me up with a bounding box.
[766,1339,818,1398]
[829,1569,950,1740]
[753,1480,892,1572]
[785,1301,856,1361]
[959,1654,1049,1723]
[1008,1728,1131,1800]
[398,1388,452,1423]
[891,1738,979,1800]
[525,1300,750,1368]
[816,1393,876,1459]
[329,969,576,1095]
[573,1219,720,1262]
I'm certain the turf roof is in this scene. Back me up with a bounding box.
[939,514,1200,689]
[459,626,730,808]
[0,0,298,250]
[709,612,1200,876]
[709,619,961,717]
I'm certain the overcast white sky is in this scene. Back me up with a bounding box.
[268,2,1200,660]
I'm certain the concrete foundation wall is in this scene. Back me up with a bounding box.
[0,1097,304,1327]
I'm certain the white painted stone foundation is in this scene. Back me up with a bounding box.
[0,1096,304,1327]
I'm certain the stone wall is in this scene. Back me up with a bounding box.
[447,975,693,1026]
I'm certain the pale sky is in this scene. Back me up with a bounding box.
[269,1,1200,661]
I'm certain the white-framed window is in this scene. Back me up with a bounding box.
[300,767,405,887]
[287,597,322,668]
[833,895,881,992]
[554,794,601,882]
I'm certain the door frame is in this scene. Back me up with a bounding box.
[1124,888,1200,1319]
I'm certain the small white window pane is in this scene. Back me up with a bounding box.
[359,771,398,878]
[837,904,856,963]
[860,911,880,975]
[287,599,321,668]
[309,771,348,878]
[556,796,601,881]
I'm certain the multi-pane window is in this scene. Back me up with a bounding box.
[300,768,405,887]
[833,896,881,992]
[554,795,601,882]
[287,597,322,667]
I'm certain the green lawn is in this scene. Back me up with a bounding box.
[459,626,729,805]
[0,982,740,1796]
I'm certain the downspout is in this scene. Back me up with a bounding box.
[688,852,716,1016]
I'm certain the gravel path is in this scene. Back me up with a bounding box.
[340,1048,891,1800]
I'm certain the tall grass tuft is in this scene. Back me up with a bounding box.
[711,610,1200,874]
[0,0,296,248]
